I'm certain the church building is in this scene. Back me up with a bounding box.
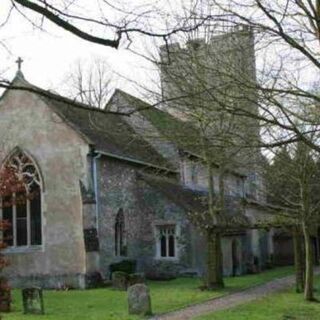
[0,27,285,289]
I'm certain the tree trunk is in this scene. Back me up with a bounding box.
[302,223,314,301]
[206,229,224,289]
[201,136,225,290]
[292,229,305,293]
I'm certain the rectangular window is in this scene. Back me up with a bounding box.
[16,192,27,246]
[30,190,42,245]
[191,163,198,185]
[1,189,42,248]
[157,225,176,258]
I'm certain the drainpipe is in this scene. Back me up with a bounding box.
[90,148,101,231]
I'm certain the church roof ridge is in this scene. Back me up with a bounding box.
[0,75,174,172]
[30,83,175,171]
[27,82,123,116]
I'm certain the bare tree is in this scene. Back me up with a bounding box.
[199,0,320,152]
[7,0,216,49]
[148,28,265,289]
[265,142,320,300]
[63,58,112,109]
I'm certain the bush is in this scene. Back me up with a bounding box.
[85,271,104,288]
[109,260,136,277]
[145,261,179,281]
[0,277,11,312]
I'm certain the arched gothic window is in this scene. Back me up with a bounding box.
[115,209,126,256]
[2,150,42,247]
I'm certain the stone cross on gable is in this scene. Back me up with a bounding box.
[16,57,23,71]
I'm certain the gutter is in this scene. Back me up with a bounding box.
[95,150,177,174]
[179,149,247,178]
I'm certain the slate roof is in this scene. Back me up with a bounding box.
[138,173,208,213]
[139,173,251,229]
[8,74,174,171]
[108,90,246,177]
[46,98,173,170]
[109,89,203,156]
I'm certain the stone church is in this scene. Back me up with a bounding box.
[0,28,283,289]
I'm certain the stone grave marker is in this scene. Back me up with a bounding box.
[22,287,44,315]
[112,271,128,290]
[127,284,152,316]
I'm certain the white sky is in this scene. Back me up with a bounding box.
[0,0,164,99]
[0,0,318,101]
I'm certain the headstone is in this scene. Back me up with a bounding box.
[112,271,128,290]
[0,278,11,312]
[22,287,44,315]
[127,284,152,316]
[128,273,145,287]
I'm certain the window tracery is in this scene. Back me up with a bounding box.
[1,150,42,247]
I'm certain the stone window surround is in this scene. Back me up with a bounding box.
[153,220,180,261]
[0,148,44,254]
[0,193,43,252]
[3,245,44,254]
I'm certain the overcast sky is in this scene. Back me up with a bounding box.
[1,0,318,103]
[0,0,168,99]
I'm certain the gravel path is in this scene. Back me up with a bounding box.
[150,270,319,320]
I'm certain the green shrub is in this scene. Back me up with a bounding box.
[109,260,136,276]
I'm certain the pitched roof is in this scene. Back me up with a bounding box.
[138,173,208,213]
[47,99,174,170]
[3,74,174,171]
[108,90,247,177]
[109,89,203,156]
[139,173,251,229]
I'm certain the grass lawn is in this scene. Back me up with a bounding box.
[2,266,293,320]
[197,275,320,320]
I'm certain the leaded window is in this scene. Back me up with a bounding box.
[1,150,42,247]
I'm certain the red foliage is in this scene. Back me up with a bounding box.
[0,165,26,251]
[0,277,11,312]
[0,166,26,199]
[0,165,27,312]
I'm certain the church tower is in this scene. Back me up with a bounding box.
[159,25,263,200]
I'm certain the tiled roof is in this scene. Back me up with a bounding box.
[139,173,250,229]
[109,89,203,156]
[138,173,208,212]
[9,74,174,171]
[46,98,174,170]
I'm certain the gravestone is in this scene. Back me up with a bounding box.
[127,284,152,316]
[112,271,128,290]
[22,287,44,314]
[128,273,145,287]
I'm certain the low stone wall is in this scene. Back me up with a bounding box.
[8,273,86,289]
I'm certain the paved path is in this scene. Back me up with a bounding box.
[150,271,319,320]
